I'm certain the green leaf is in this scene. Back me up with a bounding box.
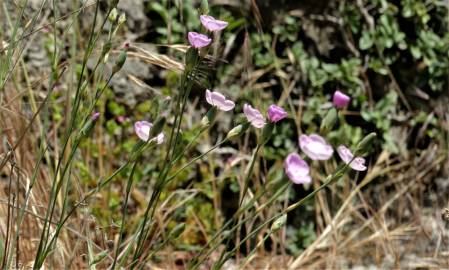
[359,31,373,50]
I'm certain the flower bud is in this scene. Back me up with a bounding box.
[267,105,287,123]
[271,214,287,232]
[112,46,128,74]
[201,107,217,128]
[333,90,350,109]
[226,123,250,139]
[108,8,118,22]
[200,0,209,14]
[320,107,337,134]
[150,116,166,137]
[91,112,100,121]
[355,132,376,155]
[261,122,274,145]
[118,13,126,25]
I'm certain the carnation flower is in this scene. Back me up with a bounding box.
[267,104,287,123]
[188,32,212,48]
[284,153,311,184]
[200,15,228,32]
[332,90,350,108]
[205,89,235,111]
[337,145,367,171]
[243,104,266,128]
[134,121,164,144]
[299,134,334,160]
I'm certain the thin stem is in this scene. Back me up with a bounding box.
[189,180,291,269]
[239,144,262,207]
[111,161,138,269]
[130,51,201,267]
[167,138,228,182]
[213,170,345,268]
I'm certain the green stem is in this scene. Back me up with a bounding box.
[239,144,262,207]
[213,169,345,269]
[167,138,228,182]
[188,180,291,269]
[111,161,138,269]
[130,51,201,267]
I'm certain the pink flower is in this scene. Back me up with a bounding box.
[91,112,100,121]
[332,90,350,108]
[337,145,367,171]
[134,121,164,144]
[200,15,228,32]
[284,153,311,184]
[267,105,287,123]
[188,32,212,48]
[243,104,266,128]
[205,89,235,111]
[299,134,334,160]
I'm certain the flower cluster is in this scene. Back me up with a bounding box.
[243,104,288,128]
[134,14,366,187]
[134,15,289,144]
[284,90,367,184]
[205,90,287,127]
[188,15,228,48]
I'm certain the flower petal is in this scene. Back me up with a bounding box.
[350,157,367,171]
[205,89,213,105]
[210,91,226,106]
[333,90,350,108]
[156,132,165,145]
[284,153,312,184]
[299,134,334,160]
[337,145,353,164]
[243,104,266,128]
[200,15,228,32]
[267,104,287,123]
[205,89,235,111]
[218,100,236,111]
[188,32,212,48]
[134,121,152,141]
[337,145,367,171]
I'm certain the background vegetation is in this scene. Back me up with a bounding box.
[0,0,448,268]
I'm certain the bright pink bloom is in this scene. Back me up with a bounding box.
[243,104,266,128]
[332,90,350,108]
[284,153,311,184]
[205,89,235,111]
[200,15,228,32]
[299,134,334,160]
[134,121,164,144]
[188,32,212,48]
[267,105,287,123]
[91,112,100,121]
[337,145,367,171]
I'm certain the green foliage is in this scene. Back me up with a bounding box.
[285,216,316,255]
[148,0,200,43]
[347,0,449,92]
[273,15,301,42]
[361,91,399,153]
